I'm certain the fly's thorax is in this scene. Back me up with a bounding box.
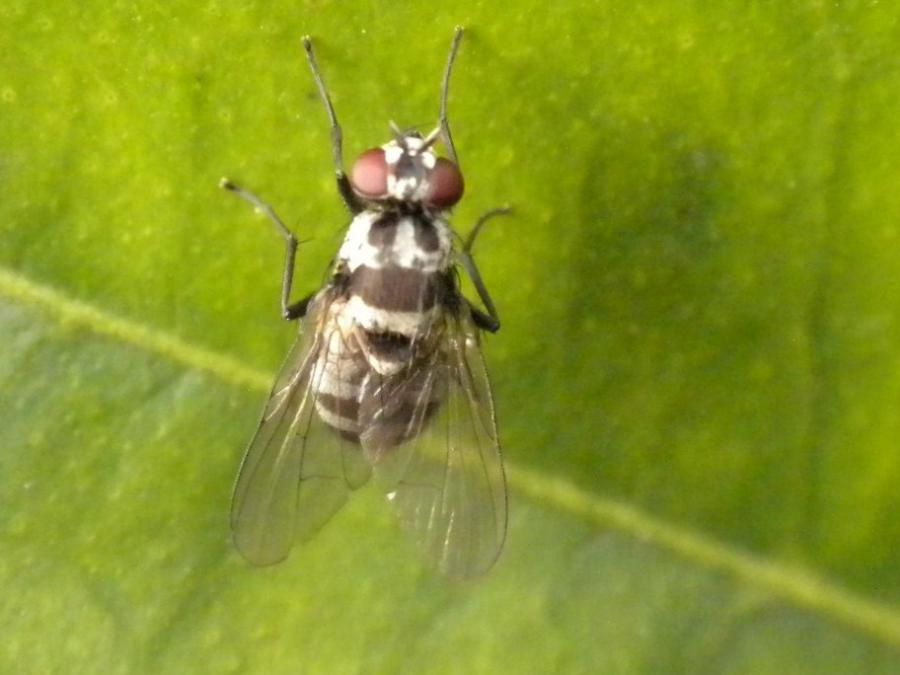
[338,209,453,273]
[336,205,458,346]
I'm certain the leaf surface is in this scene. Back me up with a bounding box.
[3,2,900,672]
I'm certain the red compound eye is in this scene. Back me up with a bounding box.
[351,148,388,199]
[427,158,464,208]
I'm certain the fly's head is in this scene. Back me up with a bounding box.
[350,125,464,209]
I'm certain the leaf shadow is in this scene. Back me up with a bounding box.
[523,125,737,502]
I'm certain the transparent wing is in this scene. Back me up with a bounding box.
[365,310,508,579]
[231,291,371,566]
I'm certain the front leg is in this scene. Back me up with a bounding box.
[438,26,465,167]
[302,37,365,215]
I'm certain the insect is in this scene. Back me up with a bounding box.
[220,27,508,579]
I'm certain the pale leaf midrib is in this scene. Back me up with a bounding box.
[0,266,271,392]
[2,263,899,649]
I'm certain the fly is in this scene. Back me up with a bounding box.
[220,27,508,579]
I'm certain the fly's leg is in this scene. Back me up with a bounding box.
[459,206,511,333]
[438,26,465,167]
[302,36,364,215]
[220,178,313,321]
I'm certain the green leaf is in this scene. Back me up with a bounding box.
[3,1,900,673]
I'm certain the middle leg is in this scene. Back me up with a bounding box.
[458,206,511,333]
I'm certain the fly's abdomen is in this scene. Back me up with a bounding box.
[310,304,447,454]
[357,365,447,461]
[311,319,367,443]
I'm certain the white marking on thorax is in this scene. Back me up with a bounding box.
[338,211,452,272]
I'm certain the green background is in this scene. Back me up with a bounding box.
[3,0,900,672]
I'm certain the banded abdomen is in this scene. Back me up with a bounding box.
[310,303,367,444]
